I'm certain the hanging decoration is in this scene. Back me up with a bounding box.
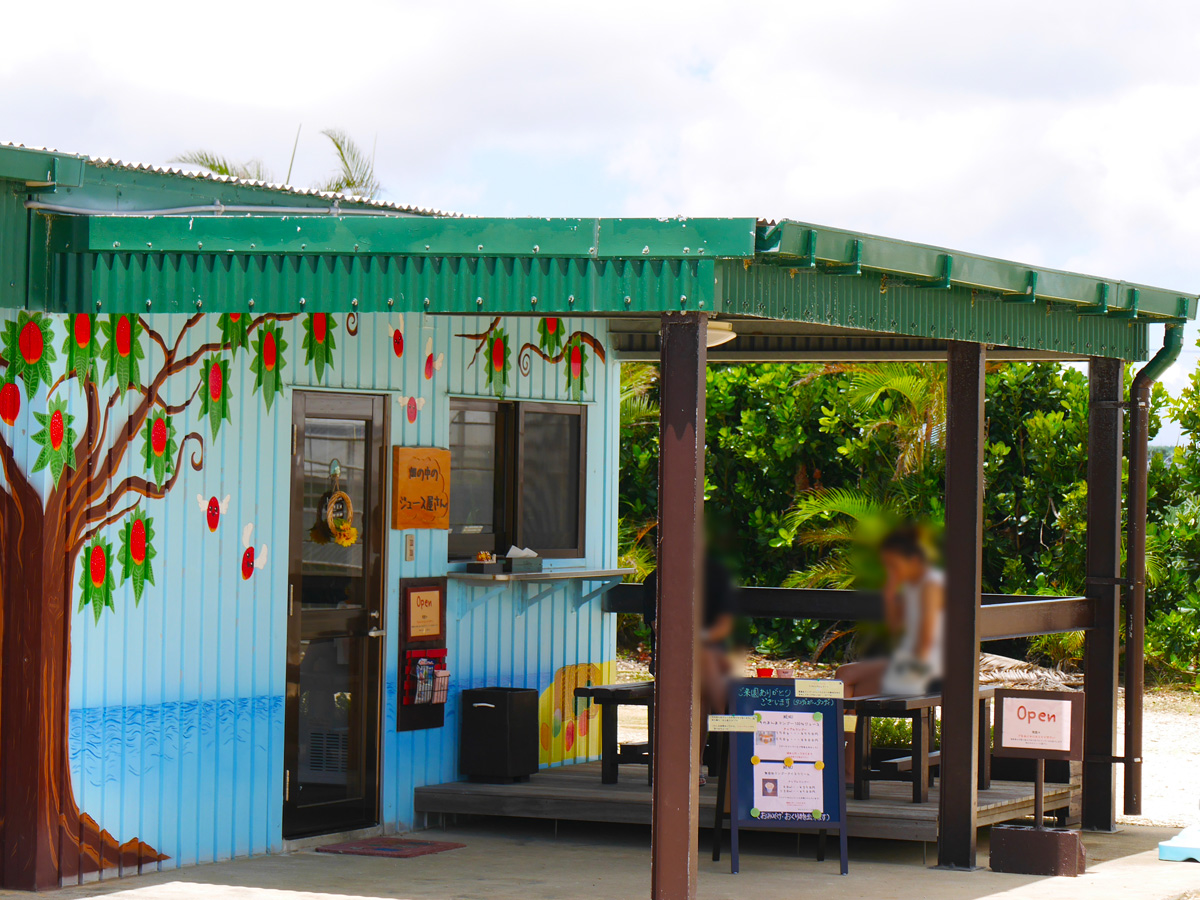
[249,322,287,412]
[301,313,337,381]
[1,310,56,398]
[117,510,156,604]
[308,459,359,547]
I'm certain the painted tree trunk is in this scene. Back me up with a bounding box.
[0,450,164,889]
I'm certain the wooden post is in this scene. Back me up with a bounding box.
[937,340,985,870]
[651,312,706,900]
[1082,357,1122,832]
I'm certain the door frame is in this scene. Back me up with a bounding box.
[284,390,389,838]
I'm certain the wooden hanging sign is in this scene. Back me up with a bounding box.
[391,447,450,530]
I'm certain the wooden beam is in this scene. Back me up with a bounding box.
[1082,357,1123,831]
[979,597,1094,641]
[937,341,986,869]
[651,312,706,900]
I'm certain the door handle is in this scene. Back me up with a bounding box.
[365,628,387,638]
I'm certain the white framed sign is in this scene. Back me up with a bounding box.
[993,689,1084,761]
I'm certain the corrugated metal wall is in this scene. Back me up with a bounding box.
[0,309,616,874]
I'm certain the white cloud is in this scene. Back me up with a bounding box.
[3,0,1200,434]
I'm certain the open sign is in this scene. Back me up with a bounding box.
[993,689,1084,761]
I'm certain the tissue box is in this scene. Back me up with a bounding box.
[505,557,543,573]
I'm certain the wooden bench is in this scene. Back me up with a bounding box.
[573,682,655,785]
[845,687,994,804]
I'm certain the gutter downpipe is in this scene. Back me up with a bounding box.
[1124,322,1185,816]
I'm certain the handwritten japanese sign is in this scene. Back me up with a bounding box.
[392,447,450,530]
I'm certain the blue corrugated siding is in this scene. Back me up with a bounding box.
[0,309,616,872]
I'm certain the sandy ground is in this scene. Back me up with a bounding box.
[615,659,1200,827]
[16,821,1200,900]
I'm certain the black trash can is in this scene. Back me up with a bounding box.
[460,687,539,782]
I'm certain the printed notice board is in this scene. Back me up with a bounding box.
[391,447,450,530]
[727,678,848,875]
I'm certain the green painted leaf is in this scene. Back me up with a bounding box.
[30,396,77,487]
[249,323,287,412]
[301,314,337,381]
[98,315,144,392]
[1,312,58,399]
[197,355,232,438]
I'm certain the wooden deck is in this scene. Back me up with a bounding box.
[414,761,1076,843]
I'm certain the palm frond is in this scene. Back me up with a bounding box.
[783,487,890,534]
[317,129,381,199]
[171,150,273,182]
[782,553,858,589]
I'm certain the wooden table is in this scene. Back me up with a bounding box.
[573,682,654,785]
[845,687,994,803]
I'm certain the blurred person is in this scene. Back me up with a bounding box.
[835,525,944,698]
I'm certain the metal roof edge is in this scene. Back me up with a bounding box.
[757,220,1197,322]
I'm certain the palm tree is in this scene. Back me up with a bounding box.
[841,363,946,478]
[620,363,659,428]
[171,129,381,199]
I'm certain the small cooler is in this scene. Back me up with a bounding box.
[460,687,539,782]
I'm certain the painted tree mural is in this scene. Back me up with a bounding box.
[0,309,310,883]
[459,316,605,401]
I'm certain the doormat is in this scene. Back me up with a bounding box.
[315,837,466,859]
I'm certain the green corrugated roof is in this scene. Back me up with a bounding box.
[1,143,1194,361]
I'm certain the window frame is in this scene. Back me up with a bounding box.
[447,397,587,560]
[447,398,515,561]
[515,401,587,559]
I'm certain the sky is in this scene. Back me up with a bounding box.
[4,0,1200,439]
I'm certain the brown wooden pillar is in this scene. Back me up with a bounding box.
[936,340,985,870]
[652,312,706,900]
[1082,357,1123,831]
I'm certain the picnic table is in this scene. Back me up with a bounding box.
[573,682,654,785]
[844,686,995,803]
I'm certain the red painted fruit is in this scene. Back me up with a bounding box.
[151,417,167,456]
[392,330,403,357]
[18,320,43,364]
[312,313,327,343]
[115,316,132,357]
[130,518,147,565]
[564,719,576,752]
[546,317,558,334]
[491,337,505,372]
[228,312,241,322]
[0,382,18,426]
[49,409,64,450]
[406,397,418,423]
[570,344,582,378]
[262,330,277,371]
[209,361,223,401]
[89,545,106,587]
[241,547,255,580]
[206,497,220,532]
[74,314,91,348]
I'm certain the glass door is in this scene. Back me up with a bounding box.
[285,392,387,838]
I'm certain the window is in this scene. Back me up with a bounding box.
[448,399,586,559]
